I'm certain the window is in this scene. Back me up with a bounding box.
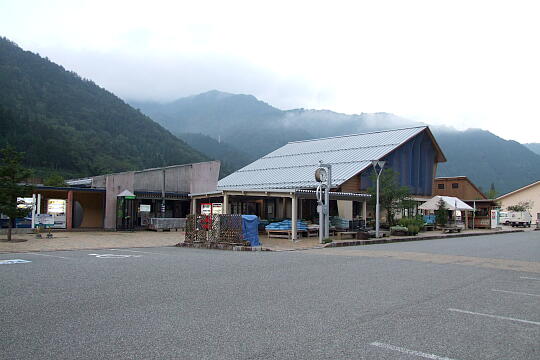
[452,183,459,189]
[438,183,445,189]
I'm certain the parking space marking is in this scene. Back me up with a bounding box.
[492,289,540,297]
[520,276,540,281]
[370,342,458,360]
[88,253,142,259]
[26,252,69,259]
[109,249,170,256]
[0,259,32,265]
[448,308,540,326]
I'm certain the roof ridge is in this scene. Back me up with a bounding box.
[287,126,427,144]
[497,180,540,199]
[262,143,399,159]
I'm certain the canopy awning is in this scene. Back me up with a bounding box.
[418,196,474,211]
[117,189,135,197]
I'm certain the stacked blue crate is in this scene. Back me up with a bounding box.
[330,216,349,230]
[265,219,308,231]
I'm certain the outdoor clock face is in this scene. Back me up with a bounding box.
[315,167,328,182]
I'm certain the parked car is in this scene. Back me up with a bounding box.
[509,211,532,227]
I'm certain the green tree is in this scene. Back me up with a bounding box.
[43,173,66,187]
[0,146,33,241]
[367,168,410,226]
[435,198,448,226]
[507,201,533,212]
[486,183,497,199]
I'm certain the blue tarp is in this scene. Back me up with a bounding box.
[423,215,436,224]
[242,215,260,246]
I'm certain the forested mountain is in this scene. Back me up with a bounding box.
[133,91,540,194]
[434,129,540,195]
[525,143,540,155]
[0,37,208,178]
[176,133,252,176]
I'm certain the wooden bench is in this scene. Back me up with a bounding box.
[306,228,319,237]
[335,231,358,240]
[442,227,462,233]
[266,230,307,239]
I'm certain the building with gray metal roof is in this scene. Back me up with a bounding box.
[218,126,446,196]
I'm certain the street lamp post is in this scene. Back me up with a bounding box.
[372,160,386,238]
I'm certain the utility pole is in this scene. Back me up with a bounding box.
[371,160,385,238]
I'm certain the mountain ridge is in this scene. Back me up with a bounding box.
[131,91,540,194]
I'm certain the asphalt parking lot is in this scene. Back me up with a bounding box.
[1,232,539,359]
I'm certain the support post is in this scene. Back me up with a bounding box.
[66,190,73,230]
[223,193,229,215]
[362,200,367,224]
[472,201,476,230]
[161,169,166,218]
[31,194,36,229]
[191,198,197,215]
[291,195,298,242]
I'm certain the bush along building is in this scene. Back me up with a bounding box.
[191,126,447,240]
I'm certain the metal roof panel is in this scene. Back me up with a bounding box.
[218,126,428,190]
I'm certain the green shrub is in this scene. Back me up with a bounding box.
[399,217,424,231]
[407,224,420,235]
[390,225,408,235]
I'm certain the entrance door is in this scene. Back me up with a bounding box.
[116,198,135,231]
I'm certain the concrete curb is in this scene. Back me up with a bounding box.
[322,229,525,249]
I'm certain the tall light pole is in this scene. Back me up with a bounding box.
[372,160,386,238]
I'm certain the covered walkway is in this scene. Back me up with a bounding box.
[190,188,371,241]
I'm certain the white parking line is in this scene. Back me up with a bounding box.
[370,342,458,360]
[492,289,540,297]
[108,249,170,256]
[26,252,69,259]
[520,276,540,281]
[448,308,540,326]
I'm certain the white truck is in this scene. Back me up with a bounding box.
[498,211,510,225]
[509,211,532,227]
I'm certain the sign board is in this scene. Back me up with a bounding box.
[212,203,223,215]
[47,199,66,214]
[139,204,151,212]
[490,210,498,229]
[201,203,212,216]
[17,197,33,210]
[36,213,54,226]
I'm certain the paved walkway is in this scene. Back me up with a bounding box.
[0,227,530,253]
[0,231,183,253]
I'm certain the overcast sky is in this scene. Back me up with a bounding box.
[2,0,539,143]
